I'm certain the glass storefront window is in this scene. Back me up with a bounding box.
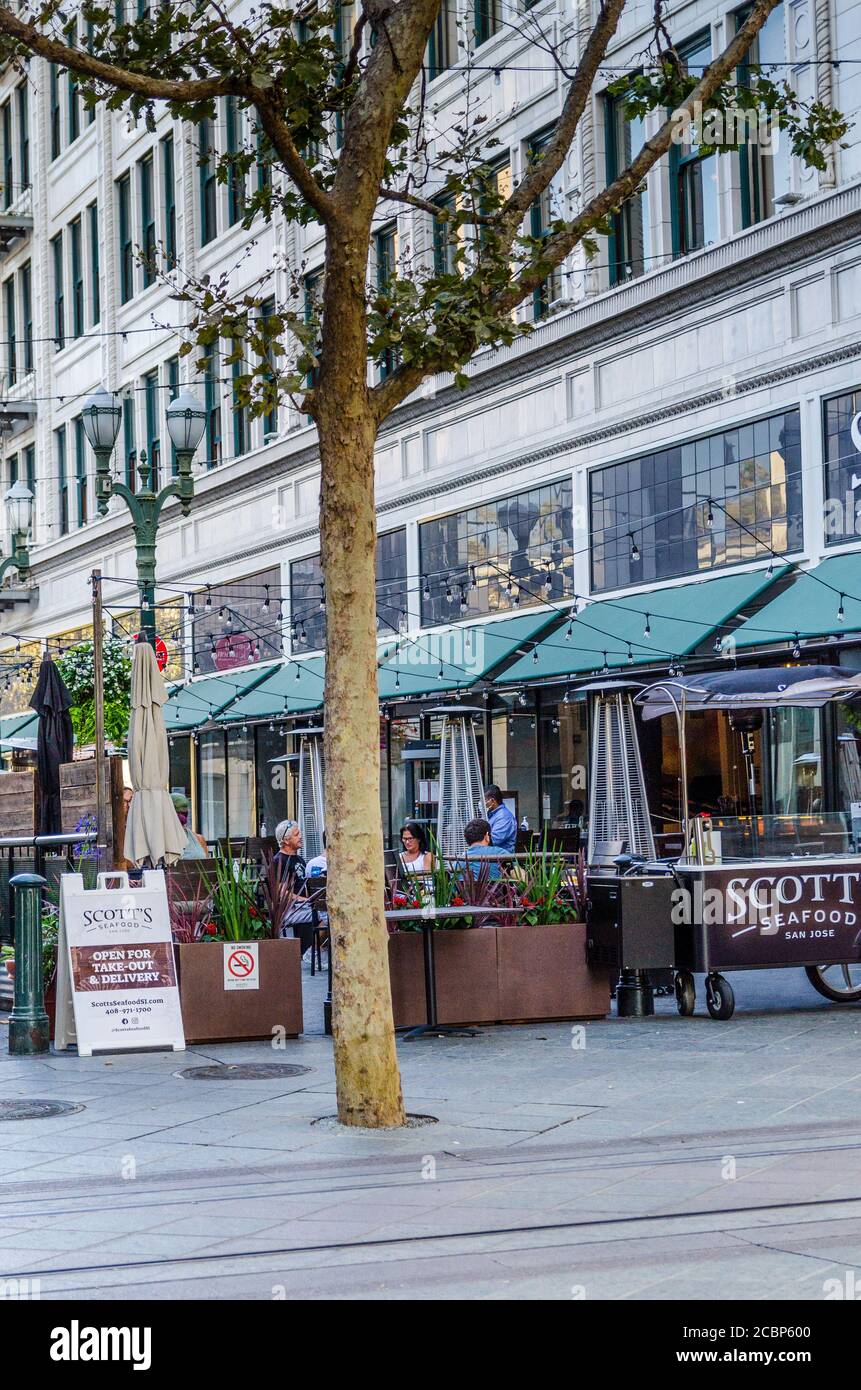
[824,387,861,547]
[539,697,589,828]
[256,723,288,838]
[227,727,255,835]
[168,736,192,803]
[767,708,822,815]
[198,730,226,843]
[420,480,574,626]
[590,409,802,592]
[290,528,408,652]
[491,706,539,829]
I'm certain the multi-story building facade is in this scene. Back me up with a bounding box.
[1,0,860,847]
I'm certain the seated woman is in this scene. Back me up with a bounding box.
[399,821,434,874]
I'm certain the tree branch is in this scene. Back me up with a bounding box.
[379,185,491,224]
[255,97,338,224]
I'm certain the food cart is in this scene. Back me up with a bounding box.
[587,666,861,1019]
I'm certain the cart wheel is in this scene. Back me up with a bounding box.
[805,964,861,1004]
[675,971,696,1017]
[705,974,735,1020]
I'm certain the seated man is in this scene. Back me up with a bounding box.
[483,784,517,854]
[463,817,503,881]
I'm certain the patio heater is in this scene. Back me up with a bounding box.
[587,682,656,867]
[296,725,325,861]
[431,706,486,857]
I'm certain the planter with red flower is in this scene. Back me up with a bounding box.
[170,847,303,1043]
[387,848,609,1028]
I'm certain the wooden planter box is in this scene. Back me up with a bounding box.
[175,939,303,1043]
[388,922,610,1028]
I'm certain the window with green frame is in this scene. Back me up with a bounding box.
[144,369,160,486]
[333,2,358,149]
[604,91,652,283]
[66,21,80,144]
[225,96,245,225]
[231,348,249,457]
[375,222,398,379]
[87,202,100,325]
[74,415,88,526]
[260,296,279,436]
[51,233,64,349]
[117,172,133,302]
[669,33,719,257]
[736,2,789,227]
[255,119,271,192]
[56,426,68,536]
[139,153,156,286]
[428,0,458,78]
[528,130,563,319]
[23,443,34,498]
[1,102,11,210]
[199,117,217,245]
[4,276,15,388]
[166,355,179,474]
[432,193,461,276]
[204,347,221,467]
[20,261,32,373]
[474,0,501,46]
[70,216,84,338]
[161,132,177,266]
[122,392,136,491]
[16,84,28,189]
[50,64,61,160]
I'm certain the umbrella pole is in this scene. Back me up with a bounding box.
[91,569,107,870]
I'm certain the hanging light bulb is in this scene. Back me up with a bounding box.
[627,643,634,664]
[218,605,226,623]
[542,573,552,597]
[572,596,579,616]
[204,587,212,611]
[459,585,468,615]
[469,565,477,591]
[767,557,774,577]
[643,613,651,638]
[262,585,270,614]
[530,714,536,730]
[512,585,520,608]
[713,635,723,653]
[532,647,539,664]
[565,618,574,641]
[193,659,200,674]
[706,500,714,529]
[187,593,196,617]
[319,584,326,612]
[268,721,275,733]
[562,686,571,705]
[422,575,430,599]
[242,723,249,735]
[517,689,528,707]
[141,596,150,611]
[395,670,400,690]
[299,622,307,645]
[437,661,444,679]
[629,532,640,563]
[838,593,846,622]
[602,652,609,674]
[294,663,301,682]
[444,582,453,604]
[791,633,801,659]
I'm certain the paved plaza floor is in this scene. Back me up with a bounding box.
[0,964,860,1299]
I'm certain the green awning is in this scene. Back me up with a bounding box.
[502,568,785,682]
[215,654,325,722]
[0,710,38,740]
[731,554,861,649]
[164,663,278,732]
[377,611,565,699]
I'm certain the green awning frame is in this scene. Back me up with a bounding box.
[214,654,326,722]
[164,663,279,732]
[376,610,565,699]
[502,568,786,682]
[731,554,861,649]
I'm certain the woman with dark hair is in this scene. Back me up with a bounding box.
[399,821,434,873]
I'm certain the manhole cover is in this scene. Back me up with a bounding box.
[179,1063,312,1081]
[0,1100,84,1121]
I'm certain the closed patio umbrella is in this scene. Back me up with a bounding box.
[29,657,74,835]
[124,642,186,867]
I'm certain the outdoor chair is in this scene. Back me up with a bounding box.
[304,875,329,975]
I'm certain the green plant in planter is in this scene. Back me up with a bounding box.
[519,834,581,926]
[56,638,132,747]
[211,843,266,941]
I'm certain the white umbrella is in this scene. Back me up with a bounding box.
[124,642,187,866]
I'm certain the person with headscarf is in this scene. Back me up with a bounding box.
[171,791,207,859]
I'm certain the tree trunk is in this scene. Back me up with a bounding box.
[316,240,405,1128]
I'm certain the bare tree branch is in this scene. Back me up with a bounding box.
[379,185,491,224]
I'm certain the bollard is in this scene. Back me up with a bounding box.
[8,873,49,1056]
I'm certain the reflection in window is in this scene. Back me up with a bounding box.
[290,529,408,652]
[824,388,861,547]
[589,409,802,592]
[192,566,282,674]
[528,130,564,319]
[420,480,573,626]
[671,35,719,255]
[227,727,255,835]
[428,0,458,78]
[605,93,652,283]
[199,730,226,842]
[768,708,822,815]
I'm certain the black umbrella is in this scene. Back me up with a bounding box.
[29,657,74,835]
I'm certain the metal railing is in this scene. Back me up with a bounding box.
[0,832,98,944]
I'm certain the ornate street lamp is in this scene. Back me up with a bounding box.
[0,480,34,585]
[82,384,205,647]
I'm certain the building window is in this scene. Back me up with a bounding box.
[259,297,279,437]
[824,388,861,548]
[528,131,564,320]
[87,202,100,325]
[255,119,271,192]
[20,261,32,373]
[225,96,245,225]
[161,132,176,266]
[139,153,156,287]
[67,21,81,144]
[474,0,501,46]
[199,117,217,246]
[23,444,35,532]
[737,3,789,227]
[432,194,461,276]
[144,369,160,486]
[166,355,179,474]
[1,102,11,211]
[56,426,68,536]
[16,84,28,190]
[74,414,88,526]
[589,408,803,592]
[117,172,133,302]
[290,530,408,652]
[375,222,398,379]
[51,233,64,349]
[428,0,458,78]
[605,92,652,283]
[204,348,221,467]
[192,566,282,675]
[70,216,84,338]
[122,392,136,490]
[232,352,249,458]
[50,65,61,160]
[420,481,574,625]
[3,277,14,388]
[670,34,719,256]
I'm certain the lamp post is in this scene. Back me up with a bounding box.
[0,480,35,586]
[81,386,206,648]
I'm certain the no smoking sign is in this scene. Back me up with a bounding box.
[223,943,260,992]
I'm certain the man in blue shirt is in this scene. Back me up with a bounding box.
[463,818,504,880]
[484,784,517,854]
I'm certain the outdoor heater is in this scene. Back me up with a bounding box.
[296,725,325,862]
[431,706,486,857]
